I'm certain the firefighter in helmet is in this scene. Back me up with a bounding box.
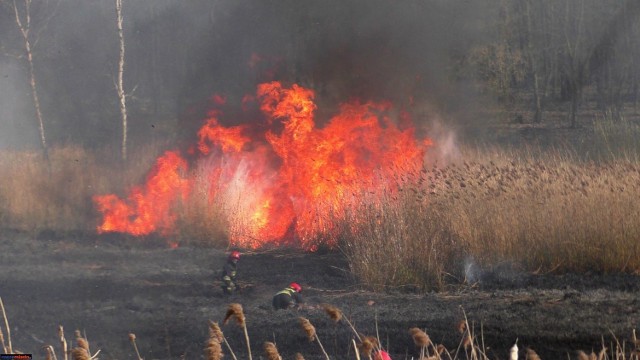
[221,251,241,295]
[272,282,304,310]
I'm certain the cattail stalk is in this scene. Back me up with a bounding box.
[321,303,361,342]
[205,337,223,360]
[409,327,431,360]
[210,321,238,360]
[461,312,477,360]
[70,347,90,360]
[45,345,58,360]
[129,333,143,360]
[299,317,330,360]
[0,325,6,354]
[353,339,362,360]
[59,325,68,360]
[76,334,90,356]
[263,341,282,360]
[0,298,12,353]
[223,304,252,360]
[358,336,377,360]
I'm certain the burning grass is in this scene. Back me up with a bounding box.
[0,143,167,237]
[1,142,640,291]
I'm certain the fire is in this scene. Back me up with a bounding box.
[94,81,431,249]
[94,150,191,236]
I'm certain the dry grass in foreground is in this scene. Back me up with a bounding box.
[2,299,638,360]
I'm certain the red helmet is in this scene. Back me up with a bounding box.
[229,251,241,261]
[375,350,392,360]
[289,282,302,293]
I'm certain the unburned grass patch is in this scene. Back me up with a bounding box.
[340,147,640,291]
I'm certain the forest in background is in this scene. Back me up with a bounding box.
[1,0,639,154]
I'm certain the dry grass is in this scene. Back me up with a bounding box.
[0,297,12,354]
[223,303,252,360]
[341,146,640,291]
[209,320,238,360]
[263,341,282,360]
[2,137,640,290]
[1,300,636,360]
[299,317,330,360]
[0,144,163,236]
[129,333,143,360]
[205,334,223,360]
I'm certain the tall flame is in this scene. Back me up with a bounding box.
[94,81,431,249]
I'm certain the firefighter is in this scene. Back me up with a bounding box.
[221,251,240,295]
[272,282,304,310]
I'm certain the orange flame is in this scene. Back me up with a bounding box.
[94,81,431,249]
[94,150,191,236]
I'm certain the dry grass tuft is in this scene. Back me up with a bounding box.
[525,347,541,360]
[222,304,251,360]
[44,345,56,360]
[299,317,316,342]
[409,327,431,347]
[358,336,379,358]
[0,326,6,354]
[321,303,343,323]
[462,336,472,350]
[208,320,238,360]
[0,297,12,354]
[75,336,89,352]
[263,341,281,360]
[576,350,597,360]
[205,337,223,360]
[223,303,246,327]
[298,317,329,360]
[70,347,90,360]
[457,320,467,334]
[58,325,67,360]
[209,321,225,343]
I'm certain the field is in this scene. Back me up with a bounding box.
[1,114,640,359]
[1,232,639,360]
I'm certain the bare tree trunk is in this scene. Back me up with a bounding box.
[12,0,48,159]
[563,0,585,128]
[116,0,128,161]
[525,0,542,123]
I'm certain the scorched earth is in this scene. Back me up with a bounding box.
[1,232,639,360]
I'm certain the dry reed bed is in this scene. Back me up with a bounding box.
[1,145,640,291]
[0,145,163,235]
[341,152,640,291]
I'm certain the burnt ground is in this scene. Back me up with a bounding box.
[1,232,639,360]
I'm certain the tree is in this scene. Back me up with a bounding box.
[115,0,128,161]
[9,0,49,158]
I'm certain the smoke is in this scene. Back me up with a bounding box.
[180,0,494,126]
[421,112,462,166]
[0,0,497,149]
[0,60,38,150]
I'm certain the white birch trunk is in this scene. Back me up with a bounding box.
[116,0,128,161]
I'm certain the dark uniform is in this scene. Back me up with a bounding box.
[272,283,304,310]
[221,251,240,294]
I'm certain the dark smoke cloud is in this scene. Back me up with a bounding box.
[0,0,495,149]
